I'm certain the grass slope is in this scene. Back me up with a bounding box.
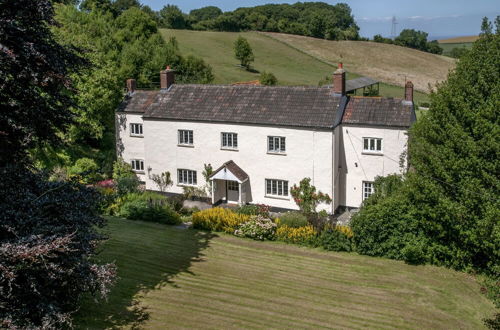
[160,29,431,103]
[263,32,455,93]
[75,217,495,329]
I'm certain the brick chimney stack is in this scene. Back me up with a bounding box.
[126,78,136,94]
[160,66,175,89]
[404,80,414,103]
[333,62,346,96]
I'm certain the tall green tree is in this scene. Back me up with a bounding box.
[159,4,187,29]
[352,19,500,277]
[234,36,254,69]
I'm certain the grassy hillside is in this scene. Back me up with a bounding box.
[74,217,496,328]
[160,29,432,103]
[263,32,455,93]
[439,35,479,43]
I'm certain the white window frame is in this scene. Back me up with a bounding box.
[363,137,383,153]
[221,132,238,150]
[130,123,143,137]
[178,130,193,146]
[265,179,289,198]
[227,180,239,191]
[268,136,286,154]
[131,159,144,172]
[177,169,197,186]
[363,181,375,200]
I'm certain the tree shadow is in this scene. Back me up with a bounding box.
[74,221,216,329]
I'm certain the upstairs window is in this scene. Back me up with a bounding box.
[178,130,193,145]
[131,159,144,172]
[178,169,197,185]
[363,137,382,153]
[130,123,143,136]
[363,181,374,200]
[221,132,238,149]
[268,136,286,153]
[266,179,288,197]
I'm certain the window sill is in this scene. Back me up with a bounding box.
[221,147,239,152]
[177,144,194,148]
[362,151,383,156]
[267,152,287,156]
[130,134,144,138]
[177,183,197,187]
[264,194,290,201]
[133,171,145,174]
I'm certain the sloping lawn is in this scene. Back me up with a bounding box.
[75,217,495,329]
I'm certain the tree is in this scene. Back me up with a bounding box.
[260,71,278,86]
[112,0,140,15]
[481,16,493,35]
[189,6,222,22]
[151,171,173,192]
[395,29,429,51]
[234,36,254,69]
[427,40,443,54]
[290,178,332,215]
[202,163,213,196]
[352,19,500,277]
[0,0,85,163]
[0,1,115,326]
[159,5,187,29]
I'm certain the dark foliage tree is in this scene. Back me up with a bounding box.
[0,0,85,163]
[234,36,254,69]
[427,40,443,54]
[0,167,116,328]
[0,0,116,327]
[395,29,429,51]
[112,0,140,15]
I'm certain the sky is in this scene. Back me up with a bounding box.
[141,0,499,39]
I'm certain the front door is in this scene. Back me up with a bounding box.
[227,180,239,203]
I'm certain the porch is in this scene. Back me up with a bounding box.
[209,160,251,206]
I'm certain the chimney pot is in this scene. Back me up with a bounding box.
[405,80,414,103]
[332,62,346,96]
[160,66,175,89]
[126,78,136,94]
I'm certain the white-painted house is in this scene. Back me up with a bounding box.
[116,64,416,213]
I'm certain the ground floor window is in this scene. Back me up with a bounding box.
[131,159,144,172]
[266,179,288,197]
[227,180,239,191]
[363,181,374,200]
[178,169,197,185]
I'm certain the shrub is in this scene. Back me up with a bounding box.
[276,211,308,228]
[68,157,101,184]
[192,207,249,233]
[112,158,135,180]
[235,215,277,240]
[401,238,428,265]
[318,225,353,252]
[276,225,316,245]
[118,192,181,225]
[116,175,140,196]
[290,178,331,215]
[96,186,117,215]
[236,204,270,217]
[260,71,277,86]
[168,195,185,212]
[179,206,200,215]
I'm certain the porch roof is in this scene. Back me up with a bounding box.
[209,160,249,183]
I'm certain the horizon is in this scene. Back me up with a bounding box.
[140,0,499,39]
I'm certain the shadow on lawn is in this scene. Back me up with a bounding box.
[74,223,216,329]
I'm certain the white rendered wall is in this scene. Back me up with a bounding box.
[339,125,408,208]
[116,112,147,182]
[142,120,335,212]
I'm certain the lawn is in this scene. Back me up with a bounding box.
[74,217,496,329]
[161,29,431,104]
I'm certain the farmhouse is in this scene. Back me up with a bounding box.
[116,64,415,213]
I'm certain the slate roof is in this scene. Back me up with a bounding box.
[210,160,249,182]
[342,97,415,127]
[118,84,414,128]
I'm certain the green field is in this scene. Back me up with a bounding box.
[439,42,474,56]
[74,217,495,329]
[161,29,431,104]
